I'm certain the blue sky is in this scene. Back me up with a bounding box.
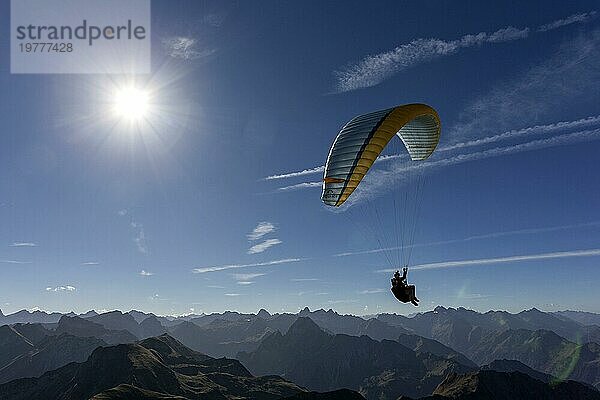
[1,0,600,316]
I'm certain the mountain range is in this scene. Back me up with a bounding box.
[1,306,599,399]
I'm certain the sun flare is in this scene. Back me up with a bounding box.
[113,87,150,121]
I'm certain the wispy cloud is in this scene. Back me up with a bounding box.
[46,285,76,292]
[335,128,600,207]
[334,26,529,92]
[328,299,358,304]
[248,238,282,254]
[266,114,600,183]
[0,259,31,264]
[265,165,324,181]
[274,127,600,200]
[377,248,600,273]
[119,211,148,255]
[139,270,154,276]
[247,222,281,254]
[336,220,600,258]
[358,288,386,294]
[207,285,225,289]
[237,281,254,285]
[538,11,597,32]
[149,293,168,301]
[81,261,100,266]
[224,293,241,297]
[192,257,303,274]
[132,222,147,254]
[441,115,600,152]
[334,13,597,92]
[162,37,216,60]
[9,242,36,247]
[232,272,266,281]
[277,181,322,192]
[247,221,276,240]
[451,29,600,139]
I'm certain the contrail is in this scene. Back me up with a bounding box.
[339,127,600,207]
[265,115,600,182]
[335,220,600,257]
[192,257,304,273]
[334,11,596,92]
[275,128,600,194]
[376,248,600,273]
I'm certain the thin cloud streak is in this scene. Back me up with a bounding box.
[0,259,31,264]
[232,272,266,280]
[538,11,597,32]
[248,222,276,241]
[265,115,600,183]
[192,257,304,274]
[440,115,600,152]
[265,166,324,181]
[340,128,600,207]
[45,285,76,292]
[277,182,322,192]
[248,238,282,254]
[9,242,37,247]
[359,288,386,294]
[336,220,600,257]
[377,248,600,273]
[275,128,600,196]
[334,26,529,92]
[334,12,598,92]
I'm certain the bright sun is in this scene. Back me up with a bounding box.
[113,87,150,121]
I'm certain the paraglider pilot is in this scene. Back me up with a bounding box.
[391,267,419,306]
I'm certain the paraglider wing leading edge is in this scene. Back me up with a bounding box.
[321,104,441,207]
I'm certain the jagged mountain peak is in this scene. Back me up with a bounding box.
[286,317,327,338]
[257,308,271,318]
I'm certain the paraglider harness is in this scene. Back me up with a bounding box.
[391,267,419,306]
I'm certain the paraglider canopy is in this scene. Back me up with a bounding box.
[321,103,440,207]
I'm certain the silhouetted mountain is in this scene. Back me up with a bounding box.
[56,315,137,344]
[283,389,366,399]
[481,359,553,383]
[0,334,304,400]
[168,308,411,358]
[90,384,188,399]
[170,318,275,357]
[0,309,64,325]
[379,307,600,353]
[0,325,34,368]
[88,311,142,338]
[0,333,106,383]
[11,323,52,345]
[126,310,153,324]
[405,370,600,400]
[238,317,475,400]
[467,328,600,389]
[555,310,600,327]
[139,316,167,338]
[396,334,476,368]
